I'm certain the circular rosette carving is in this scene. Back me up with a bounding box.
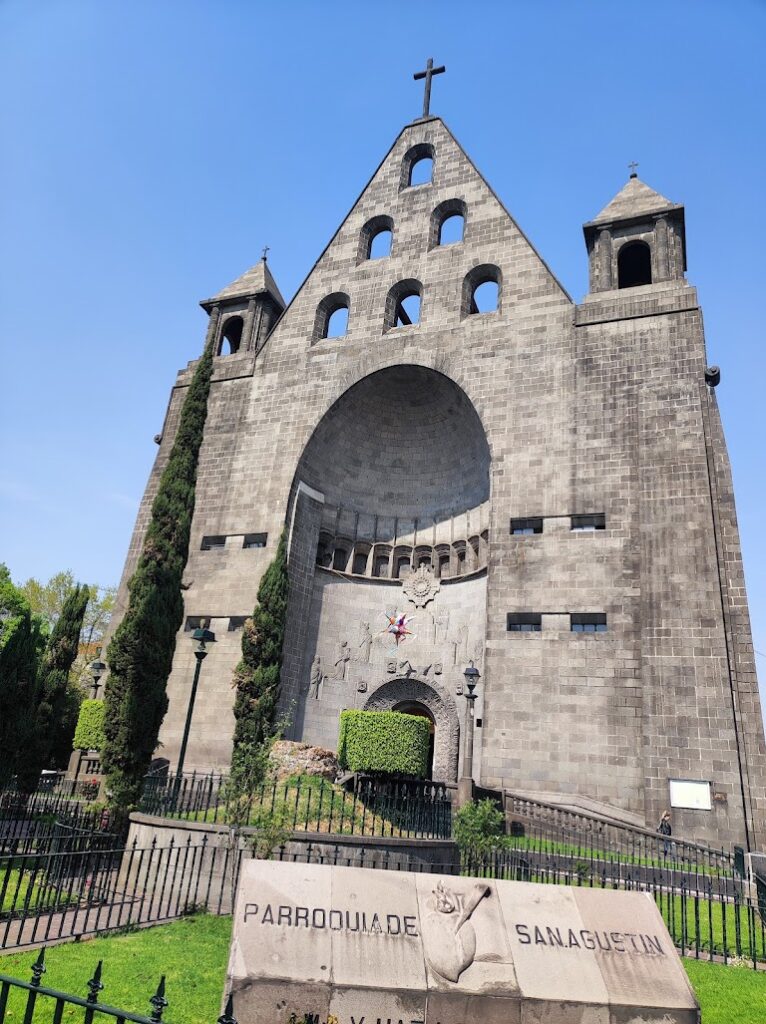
[402,565,440,608]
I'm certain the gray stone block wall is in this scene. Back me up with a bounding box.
[103,116,766,848]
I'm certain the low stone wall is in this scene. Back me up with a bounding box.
[122,813,460,915]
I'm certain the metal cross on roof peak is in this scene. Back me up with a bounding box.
[413,57,445,119]
[628,161,639,179]
[261,245,270,261]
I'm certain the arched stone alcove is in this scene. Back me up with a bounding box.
[362,677,460,782]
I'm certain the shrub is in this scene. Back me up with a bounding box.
[453,798,507,855]
[337,710,429,777]
[73,700,105,751]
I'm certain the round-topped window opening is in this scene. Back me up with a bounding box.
[618,241,652,288]
[401,143,435,189]
[293,365,490,524]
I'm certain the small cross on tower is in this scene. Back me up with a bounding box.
[261,245,270,261]
[628,161,639,179]
[413,57,446,119]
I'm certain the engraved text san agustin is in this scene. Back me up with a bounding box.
[242,902,666,955]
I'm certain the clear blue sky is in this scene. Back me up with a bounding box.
[2,1,764,696]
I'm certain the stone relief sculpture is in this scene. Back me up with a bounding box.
[333,640,350,680]
[421,881,491,983]
[435,609,450,643]
[402,564,440,608]
[357,680,367,694]
[398,659,416,679]
[308,655,322,699]
[356,620,373,663]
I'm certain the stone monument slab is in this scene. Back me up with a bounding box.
[226,860,699,1024]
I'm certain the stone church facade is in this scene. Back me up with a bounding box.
[109,114,766,848]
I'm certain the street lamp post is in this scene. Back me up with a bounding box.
[174,627,216,793]
[89,657,107,699]
[458,661,481,807]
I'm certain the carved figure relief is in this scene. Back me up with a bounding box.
[357,680,368,694]
[356,620,373,663]
[422,881,491,983]
[435,609,450,643]
[398,659,416,679]
[308,655,322,699]
[402,565,440,608]
[333,640,350,680]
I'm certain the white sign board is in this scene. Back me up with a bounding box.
[669,779,712,810]
[225,859,699,1024]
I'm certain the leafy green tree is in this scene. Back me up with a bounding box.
[16,583,90,790]
[102,341,214,810]
[452,798,507,858]
[20,572,115,687]
[229,531,289,799]
[0,565,46,787]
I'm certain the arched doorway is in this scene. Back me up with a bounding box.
[362,677,460,782]
[393,700,435,778]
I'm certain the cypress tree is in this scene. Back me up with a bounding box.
[0,565,46,788]
[103,341,214,810]
[230,531,289,792]
[16,583,90,791]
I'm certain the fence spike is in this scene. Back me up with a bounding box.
[149,975,168,1022]
[87,960,104,1003]
[29,947,46,987]
[218,992,237,1024]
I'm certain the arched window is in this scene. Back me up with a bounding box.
[352,546,370,575]
[401,143,435,189]
[462,265,502,317]
[384,279,423,331]
[618,241,652,288]
[314,292,350,341]
[359,215,394,261]
[219,315,244,355]
[430,199,467,248]
[372,545,391,578]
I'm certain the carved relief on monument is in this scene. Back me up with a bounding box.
[402,564,440,608]
[422,880,491,983]
[308,655,322,699]
[333,640,350,680]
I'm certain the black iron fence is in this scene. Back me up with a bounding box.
[1,791,121,857]
[504,791,737,895]
[0,948,237,1024]
[1,829,764,969]
[139,771,453,840]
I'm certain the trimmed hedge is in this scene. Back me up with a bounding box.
[73,699,105,752]
[337,710,429,777]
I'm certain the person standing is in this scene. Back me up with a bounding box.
[657,810,672,857]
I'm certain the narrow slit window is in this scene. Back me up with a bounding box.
[228,616,248,632]
[333,548,349,571]
[571,514,606,532]
[511,517,543,535]
[571,613,607,633]
[507,613,542,633]
[185,616,210,632]
[243,533,268,549]
[201,535,226,551]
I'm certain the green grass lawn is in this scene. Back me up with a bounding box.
[0,868,81,916]
[1,916,765,1023]
[684,958,766,1023]
[0,916,232,1024]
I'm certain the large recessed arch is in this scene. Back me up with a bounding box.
[292,364,490,525]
